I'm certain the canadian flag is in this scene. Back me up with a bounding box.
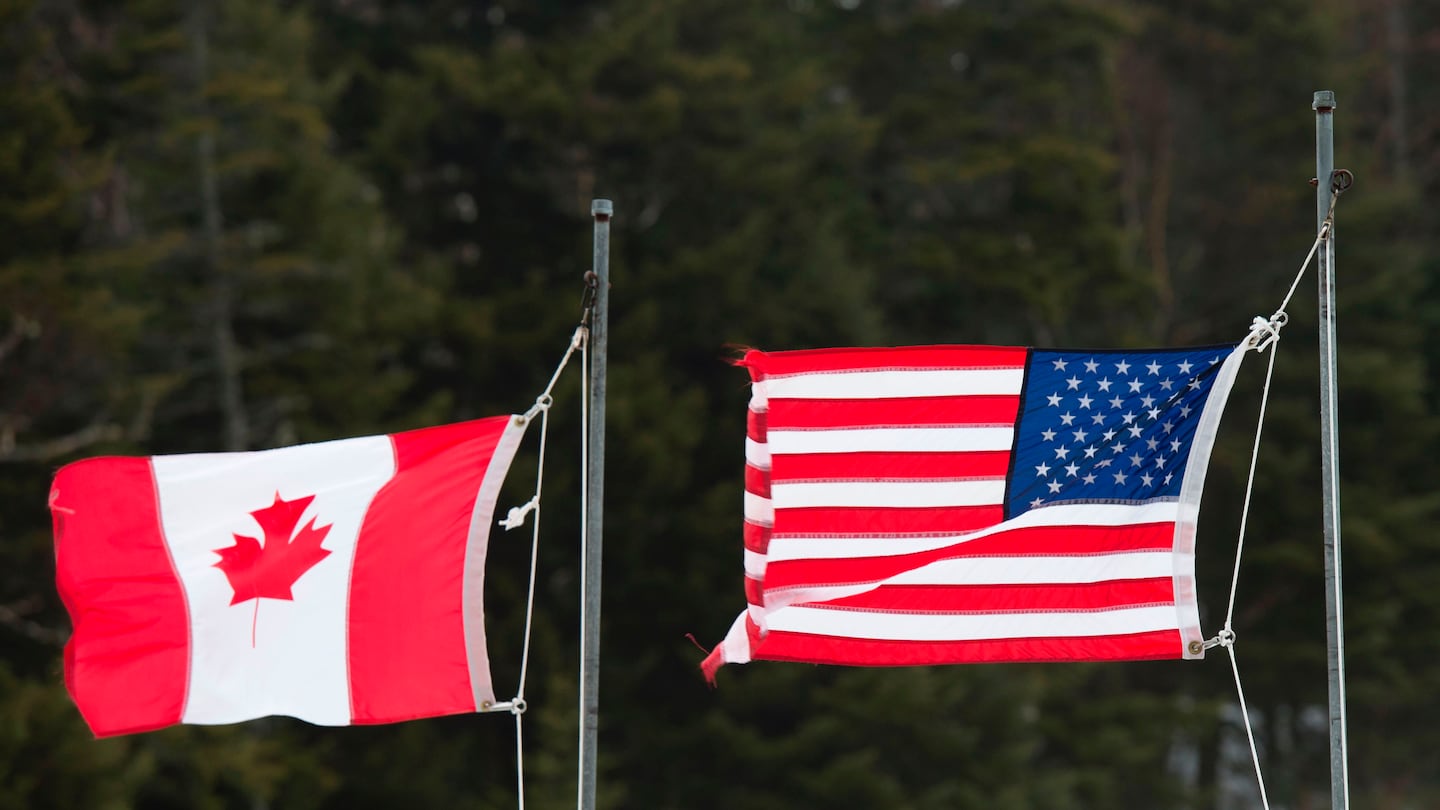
[51,416,527,737]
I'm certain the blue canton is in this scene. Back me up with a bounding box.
[1005,345,1238,519]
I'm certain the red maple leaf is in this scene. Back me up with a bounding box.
[213,492,333,607]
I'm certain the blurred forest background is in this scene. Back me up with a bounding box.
[3,0,1438,807]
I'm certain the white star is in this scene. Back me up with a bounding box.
[1077,394,1093,409]
[1141,473,1154,487]
[1065,463,1080,477]
[1083,445,1098,459]
[1113,471,1128,485]
[1140,394,1156,408]
[1188,377,1203,391]
[1162,421,1175,434]
[1103,429,1117,442]
[1097,459,1113,468]
[1121,411,1137,424]
[1071,429,1087,443]
[1109,396,1124,409]
[1177,360,1193,374]
[1128,425,1143,439]
[1164,473,1174,485]
[1155,456,1167,469]
[1128,379,1144,393]
[1097,378,1113,392]
[1047,392,1063,407]
[1147,407,1162,420]
[1035,462,1051,477]
[1054,446,1070,460]
[1170,439,1182,453]
[1179,405,1192,418]
[1146,360,1162,375]
[1066,375,1082,391]
[1082,473,1097,485]
[1030,497,1045,508]
[1112,441,1126,454]
[1084,359,1099,373]
[1048,480,1063,494]
[1159,378,1174,391]
[1059,411,1076,426]
[1146,437,1159,451]
[1115,360,1131,375]
[1041,428,1057,441]
[1091,413,1106,425]
[1130,453,1144,468]
[1210,356,1220,365]
[1052,358,1068,371]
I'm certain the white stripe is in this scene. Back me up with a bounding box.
[719,612,754,665]
[743,549,767,579]
[765,603,1178,641]
[745,437,771,470]
[768,502,1183,557]
[461,416,529,710]
[156,436,396,727]
[769,533,982,560]
[762,553,1177,612]
[769,426,1014,454]
[744,491,773,525]
[880,551,1174,587]
[765,368,1025,400]
[749,382,768,413]
[772,479,1005,509]
[1175,342,1248,658]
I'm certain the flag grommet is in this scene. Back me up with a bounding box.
[1187,641,1205,656]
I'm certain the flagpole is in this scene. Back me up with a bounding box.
[579,199,612,810]
[1312,89,1350,810]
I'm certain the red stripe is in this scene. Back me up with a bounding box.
[747,408,766,440]
[744,576,765,606]
[348,416,512,723]
[52,458,189,737]
[774,505,1005,536]
[752,628,1184,665]
[771,451,1011,482]
[764,523,1174,590]
[767,396,1020,429]
[743,520,771,554]
[745,345,1029,376]
[745,464,770,498]
[815,579,1175,613]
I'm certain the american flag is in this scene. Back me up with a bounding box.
[703,342,1246,678]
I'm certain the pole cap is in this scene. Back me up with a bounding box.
[591,199,614,217]
[1312,90,1336,111]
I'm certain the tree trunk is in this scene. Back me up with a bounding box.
[189,2,248,452]
[1386,0,1411,180]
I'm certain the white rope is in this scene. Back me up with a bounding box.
[575,323,591,810]
[1204,218,1333,810]
[1225,638,1270,810]
[486,324,588,810]
[1275,223,1327,318]
[514,710,526,810]
[1225,328,1281,632]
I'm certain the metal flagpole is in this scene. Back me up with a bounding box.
[1312,89,1350,810]
[579,199,612,810]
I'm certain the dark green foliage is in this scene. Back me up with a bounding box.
[2,0,1438,807]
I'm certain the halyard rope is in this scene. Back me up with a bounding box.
[1210,206,1334,810]
[492,324,588,810]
